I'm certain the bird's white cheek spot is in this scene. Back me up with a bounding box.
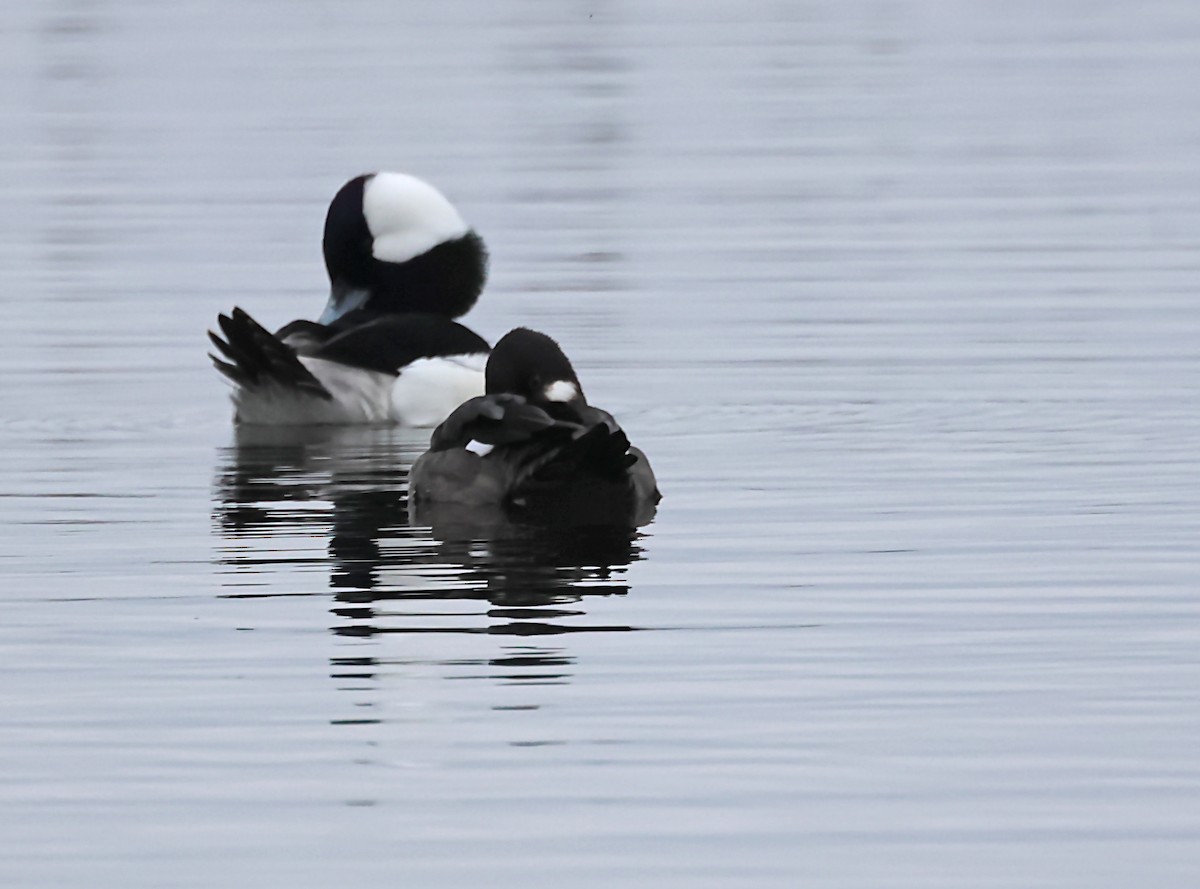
[543,380,578,402]
[465,440,494,457]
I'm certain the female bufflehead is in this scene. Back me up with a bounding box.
[408,328,660,525]
[210,172,490,426]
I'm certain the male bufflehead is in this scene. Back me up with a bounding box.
[408,328,660,525]
[209,172,490,426]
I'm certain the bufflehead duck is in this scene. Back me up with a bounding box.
[408,328,660,525]
[209,172,490,426]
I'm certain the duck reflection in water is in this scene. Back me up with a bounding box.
[213,425,653,641]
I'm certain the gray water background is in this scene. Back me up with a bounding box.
[1,1,1199,886]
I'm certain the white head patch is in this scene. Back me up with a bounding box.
[543,380,578,403]
[363,172,469,264]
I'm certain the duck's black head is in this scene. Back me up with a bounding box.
[486,328,587,409]
[320,172,488,324]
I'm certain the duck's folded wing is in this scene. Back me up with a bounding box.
[209,308,332,400]
[273,319,335,355]
[429,394,574,451]
[312,314,489,375]
[517,421,636,489]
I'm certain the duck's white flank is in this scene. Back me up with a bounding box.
[231,359,396,426]
[390,353,488,427]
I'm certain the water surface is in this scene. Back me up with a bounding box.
[2,2,1199,887]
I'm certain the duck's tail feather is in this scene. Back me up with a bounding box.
[208,308,332,400]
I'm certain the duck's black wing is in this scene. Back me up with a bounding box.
[410,394,578,507]
[516,404,661,515]
[429,393,575,451]
[312,313,489,376]
[516,419,634,487]
[273,319,335,355]
[209,308,332,399]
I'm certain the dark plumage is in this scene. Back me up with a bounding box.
[409,328,660,525]
[209,308,331,399]
[308,313,489,376]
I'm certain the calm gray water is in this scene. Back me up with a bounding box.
[2,2,1199,886]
